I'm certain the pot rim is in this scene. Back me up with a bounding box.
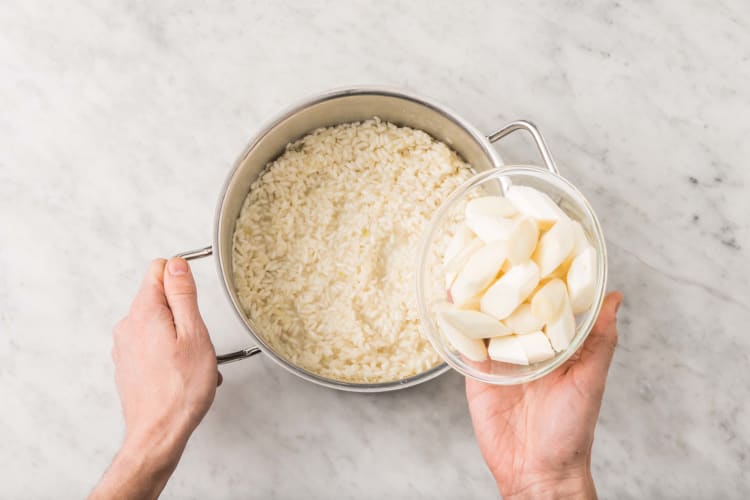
[210,85,503,392]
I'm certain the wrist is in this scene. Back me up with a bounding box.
[120,425,188,474]
[500,463,596,500]
[123,406,197,462]
[90,425,190,500]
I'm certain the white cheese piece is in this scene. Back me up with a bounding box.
[450,241,507,307]
[488,335,528,365]
[506,185,568,229]
[566,246,597,313]
[480,261,540,320]
[437,312,488,362]
[465,196,518,219]
[544,292,576,352]
[532,218,575,277]
[530,278,568,322]
[570,220,591,258]
[507,217,540,265]
[503,303,545,335]
[444,238,483,289]
[518,331,556,364]
[444,224,475,265]
[466,214,516,243]
[438,309,512,339]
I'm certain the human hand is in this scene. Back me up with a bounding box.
[91,258,219,500]
[466,291,623,499]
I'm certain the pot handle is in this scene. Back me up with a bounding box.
[487,120,559,175]
[175,245,262,365]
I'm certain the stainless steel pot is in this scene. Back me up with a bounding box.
[177,86,559,392]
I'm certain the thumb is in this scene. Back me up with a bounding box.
[572,291,623,393]
[163,257,203,336]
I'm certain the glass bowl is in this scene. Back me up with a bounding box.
[415,165,608,385]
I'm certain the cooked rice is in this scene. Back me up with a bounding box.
[232,118,472,383]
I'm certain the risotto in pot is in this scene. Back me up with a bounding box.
[232,118,472,383]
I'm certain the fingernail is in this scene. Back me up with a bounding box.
[615,298,622,314]
[168,258,188,276]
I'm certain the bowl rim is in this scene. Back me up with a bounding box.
[415,165,609,385]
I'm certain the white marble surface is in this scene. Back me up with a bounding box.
[2,1,749,498]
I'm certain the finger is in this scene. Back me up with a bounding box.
[217,371,223,387]
[130,259,168,313]
[163,257,203,337]
[572,291,623,390]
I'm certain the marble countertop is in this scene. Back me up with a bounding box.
[2,1,748,498]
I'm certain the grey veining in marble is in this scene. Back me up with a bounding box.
[1,1,749,498]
